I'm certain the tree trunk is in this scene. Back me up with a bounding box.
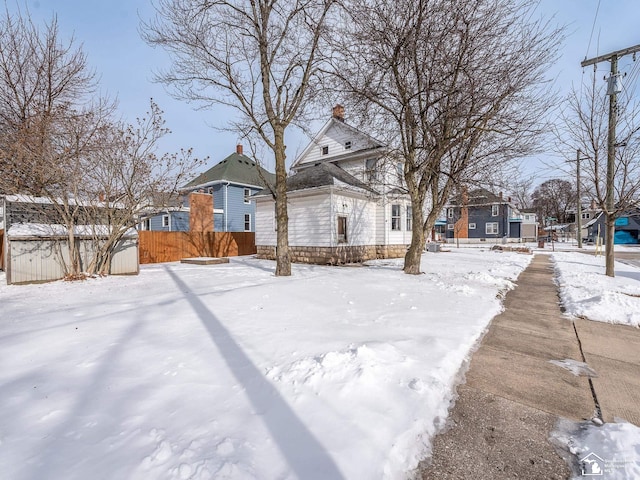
[605,212,615,277]
[273,127,291,276]
[403,225,425,274]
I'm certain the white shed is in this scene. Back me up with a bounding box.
[3,223,139,285]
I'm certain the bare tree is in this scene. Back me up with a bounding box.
[0,6,96,195]
[330,0,562,273]
[0,8,201,278]
[558,72,640,275]
[142,0,337,276]
[531,178,576,225]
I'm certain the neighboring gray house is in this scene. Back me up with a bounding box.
[182,145,275,232]
[586,209,640,244]
[445,188,524,243]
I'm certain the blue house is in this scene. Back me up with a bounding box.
[182,145,275,232]
[139,207,190,232]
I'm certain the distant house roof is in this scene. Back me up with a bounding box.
[183,146,275,190]
[447,188,514,207]
[255,162,378,197]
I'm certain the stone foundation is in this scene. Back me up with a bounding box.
[256,244,408,265]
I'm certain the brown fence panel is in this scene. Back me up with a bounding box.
[139,231,256,264]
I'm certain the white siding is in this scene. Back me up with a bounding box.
[332,193,377,246]
[255,199,277,246]
[289,194,333,246]
[297,122,378,167]
[256,193,332,247]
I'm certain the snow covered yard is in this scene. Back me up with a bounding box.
[552,250,640,327]
[551,250,640,479]
[0,249,531,480]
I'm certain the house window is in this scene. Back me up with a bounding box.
[142,218,150,231]
[244,188,251,204]
[244,214,251,232]
[321,145,329,155]
[162,215,169,228]
[486,222,499,235]
[345,141,352,150]
[447,208,454,218]
[365,158,378,182]
[406,206,412,231]
[582,212,591,219]
[491,204,499,216]
[391,204,401,230]
[337,216,347,243]
[396,163,404,182]
[447,224,454,230]
[469,223,476,230]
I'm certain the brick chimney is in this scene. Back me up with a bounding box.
[332,104,345,121]
[236,144,243,155]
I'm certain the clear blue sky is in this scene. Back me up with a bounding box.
[6,0,640,179]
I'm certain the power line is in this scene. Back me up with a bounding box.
[585,0,602,61]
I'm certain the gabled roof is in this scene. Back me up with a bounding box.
[290,117,386,170]
[448,188,513,207]
[183,150,275,190]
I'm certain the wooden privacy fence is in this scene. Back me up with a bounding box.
[139,231,256,264]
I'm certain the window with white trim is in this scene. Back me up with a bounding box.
[345,141,352,150]
[365,158,378,182]
[391,204,401,230]
[321,145,329,155]
[486,222,499,234]
[447,224,454,230]
[244,214,251,232]
[491,204,499,216]
[448,208,454,218]
[406,206,412,231]
[244,188,251,204]
[162,215,169,228]
[469,223,476,230]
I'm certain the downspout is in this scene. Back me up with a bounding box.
[223,181,230,232]
[330,189,334,247]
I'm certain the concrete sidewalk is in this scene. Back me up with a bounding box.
[418,254,640,479]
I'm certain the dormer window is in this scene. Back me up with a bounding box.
[321,145,329,155]
[345,141,352,150]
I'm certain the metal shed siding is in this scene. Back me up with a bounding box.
[6,236,138,284]
[109,238,139,274]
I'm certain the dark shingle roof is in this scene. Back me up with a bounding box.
[183,152,275,190]
[286,163,378,194]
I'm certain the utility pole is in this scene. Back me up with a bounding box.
[582,44,640,277]
[576,149,583,249]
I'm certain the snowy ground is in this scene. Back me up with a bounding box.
[551,249,640,479]
[0,249,530,480]
[552,250,640,327]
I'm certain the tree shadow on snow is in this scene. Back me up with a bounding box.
[164,266,344,480]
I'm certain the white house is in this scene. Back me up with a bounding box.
[254,105,412,264]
